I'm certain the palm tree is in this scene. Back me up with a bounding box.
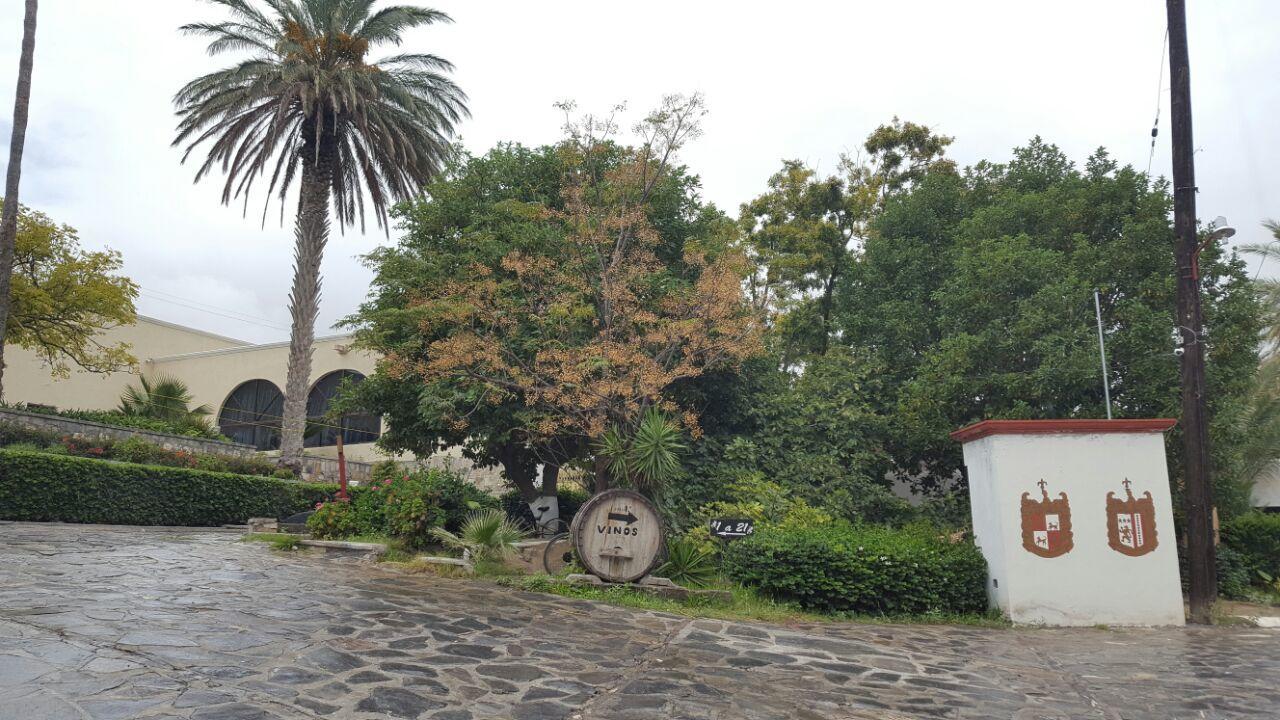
[173,0,467,467]
[1243,220,1280,358]
[0,0,39,400]
[119,374,212,425]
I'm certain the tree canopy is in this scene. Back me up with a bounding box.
[6,205,137,377]
[347,98,761,498]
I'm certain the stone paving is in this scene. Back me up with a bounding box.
[1,523,1278,719]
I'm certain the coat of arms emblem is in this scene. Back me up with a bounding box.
[1021,480,1073,558]
[1106,479,1158,556]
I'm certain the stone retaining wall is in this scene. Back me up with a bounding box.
[0,407,256,458]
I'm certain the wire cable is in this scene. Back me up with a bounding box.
[1146,27,1169,176]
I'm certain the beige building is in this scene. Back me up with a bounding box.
[8,316,388,463]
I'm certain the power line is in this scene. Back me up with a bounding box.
[137,288,291,332]
[1146,26,1169,176]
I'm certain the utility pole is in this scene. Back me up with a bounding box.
[1166,0,1216,624]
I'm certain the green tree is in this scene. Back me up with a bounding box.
[174,0,467,468]
[839,139,1261,514]
[6,206,137,377]
[347,99,760,505]
[739,160,874,361]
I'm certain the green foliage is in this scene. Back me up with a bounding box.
[307,499,358,539]
[0,449,330,526]
[682,474,834,552]
[15,404,227,439]
[271,535,302,551]
[839,140,1261,506]
[598,409,687,491]
[382,473,445,549]
[675,353,908,525]
[118,374,213,431]
[431,508,527,563]
[500,487,589,531]
[1222,512,1280,584]
[174,0,466,233]
[656,537,718,587]
[6,205,138,377]
[723,523,988,614]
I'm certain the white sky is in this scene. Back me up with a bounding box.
[1,0,1276,344]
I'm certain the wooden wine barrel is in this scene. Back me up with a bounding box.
[569,489,665,583]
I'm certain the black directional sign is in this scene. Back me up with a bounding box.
[709,518,755,540]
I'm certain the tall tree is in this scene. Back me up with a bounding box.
[174,0,467,468]
[840,139,1261,512]
[7,206,137,376]
[0,0,38,399]
[354,97,761,495]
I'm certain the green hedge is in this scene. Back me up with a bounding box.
[1223,512,1280,584]
[0,449,333,526]
[723,523,988,615]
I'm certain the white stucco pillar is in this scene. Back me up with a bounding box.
[952,419,1185,627]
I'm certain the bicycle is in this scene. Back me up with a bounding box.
[539,518,575,575]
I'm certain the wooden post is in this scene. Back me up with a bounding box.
[1166,0,1217,623]
[336,433,348,501]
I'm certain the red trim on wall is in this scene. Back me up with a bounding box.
[950,418,1178,443]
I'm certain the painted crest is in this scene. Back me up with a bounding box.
[1106,479,1158,557]
[1020,480,1073,558]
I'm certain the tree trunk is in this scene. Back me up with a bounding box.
[0,0,38,401]
[277,137,333,469]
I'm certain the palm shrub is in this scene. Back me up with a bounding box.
[597,408,687,492]
[432,508,527,563]
[174,0,467,467]
[118,375,213,432]
[656,537,718,587]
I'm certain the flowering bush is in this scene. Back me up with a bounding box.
[383,474,445,549]
[307,498,358,539]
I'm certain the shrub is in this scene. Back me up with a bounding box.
[1222,512,1280,584]
[0,449,332,526]
[17,405,227,439]
[501,487,590,531]
[432,508,527,562]
[0,424,60,447]
[307,499,358,539]
[419,469,497,532]
[656,537,718,587]
[3,442,44,453]
[383,473,445,549]
[349,483,389,535]
[723,523,988,615]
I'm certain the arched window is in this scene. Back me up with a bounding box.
[305,370,379,447]
[218,380,284,451]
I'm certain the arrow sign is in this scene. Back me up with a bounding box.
[607,509,638,525]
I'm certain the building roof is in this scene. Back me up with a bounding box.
[148,332,357,363]
[137,315,248,345]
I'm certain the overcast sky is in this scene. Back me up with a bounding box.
[1,0,1276,344]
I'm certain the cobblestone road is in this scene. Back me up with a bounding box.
[1,522,1278,719]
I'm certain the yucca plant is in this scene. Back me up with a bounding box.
[174,0,467,468]
[597,408,687,491]
[656,537,718,587]
[431,508,527,564]
[119,374,212,425]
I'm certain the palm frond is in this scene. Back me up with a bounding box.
[174,0,468,232]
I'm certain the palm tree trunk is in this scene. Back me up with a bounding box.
[0,0,38,401]
[277,139,333,469]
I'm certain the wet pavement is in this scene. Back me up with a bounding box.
[1,522,1278,719]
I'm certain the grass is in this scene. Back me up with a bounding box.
[244,531,1005,628]
[484,572,1009,627]
[240,533,302,551]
